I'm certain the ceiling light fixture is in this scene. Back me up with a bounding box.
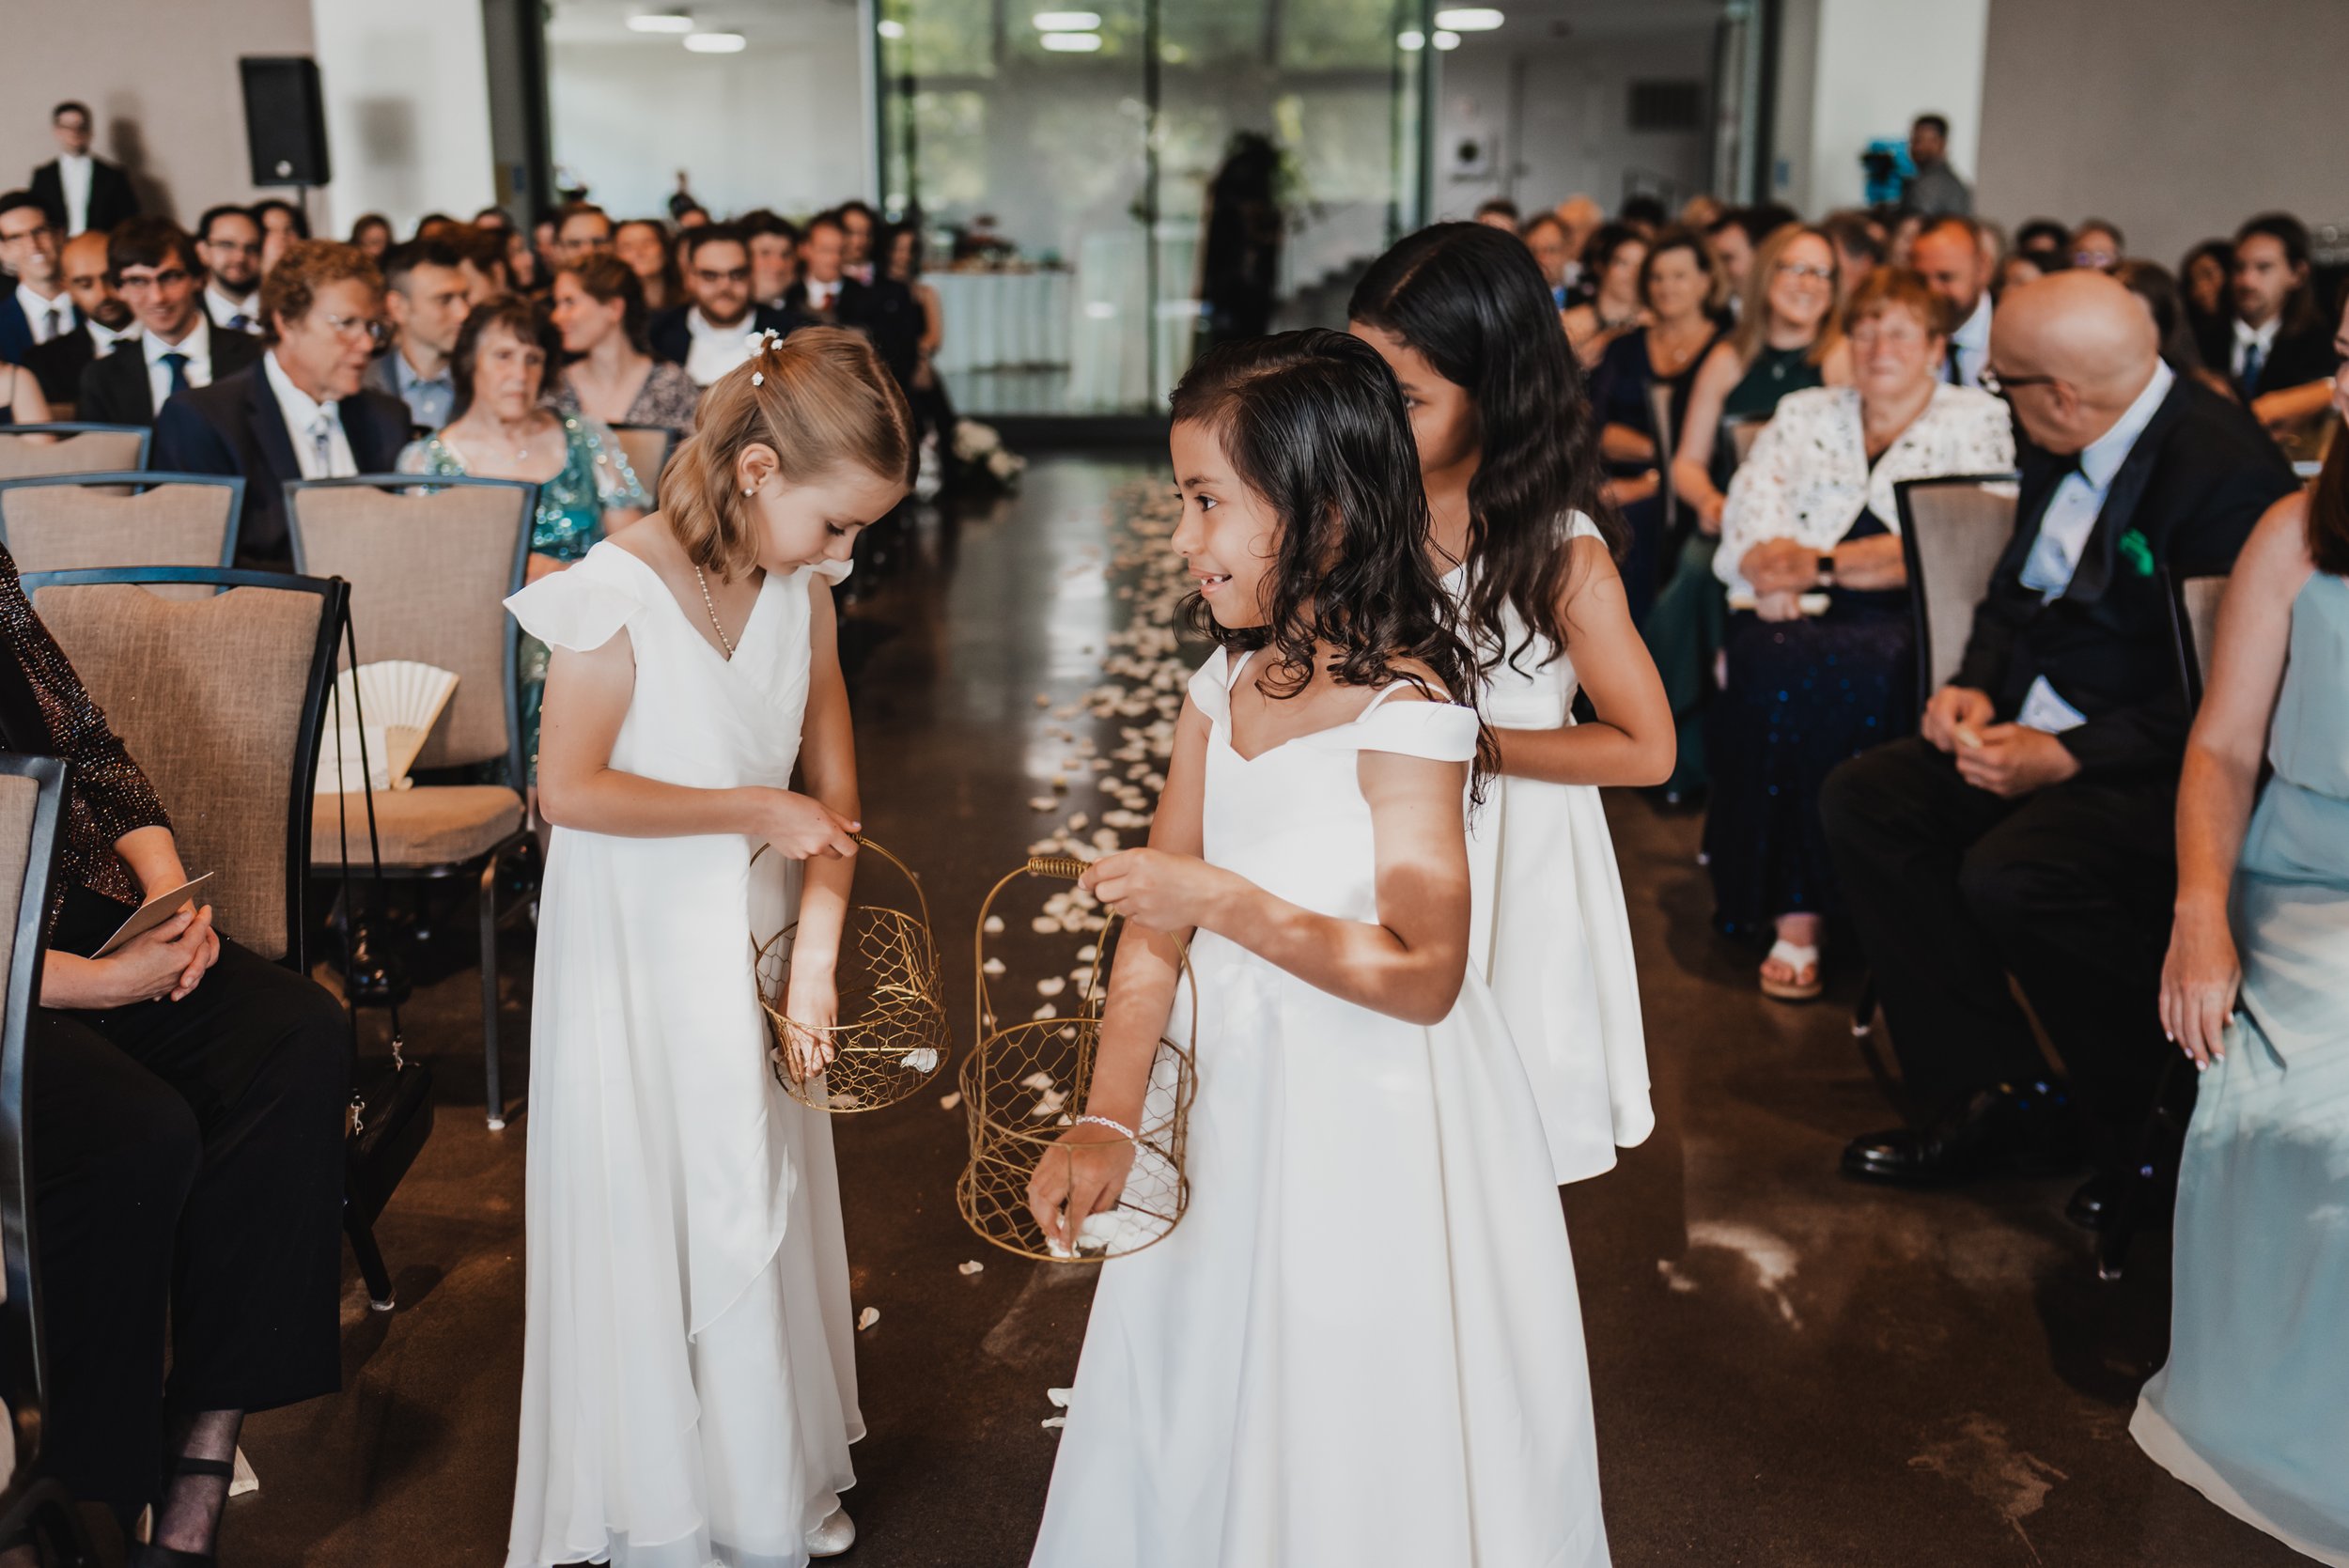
[1433,8,1504,29]
[1039,29,1103,50]
[683,30,747,52]
[1034,10,1103,30]
[627,11,694,32]
[1432,28,1461,48]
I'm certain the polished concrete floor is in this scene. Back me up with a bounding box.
[226,456,2302,1566]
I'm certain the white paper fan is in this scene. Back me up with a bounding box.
[314,661,459,795]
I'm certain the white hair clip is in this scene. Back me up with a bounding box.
[751,372,764,385]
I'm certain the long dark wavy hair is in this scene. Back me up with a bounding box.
[1169,329,1494,796]
[1347,222,1617,678]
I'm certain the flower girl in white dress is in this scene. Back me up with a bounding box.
[501,330,912,1568]
[1352,222,1674,1185]
[1028,331,1610,1566]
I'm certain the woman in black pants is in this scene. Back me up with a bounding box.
[0,550,348,1565]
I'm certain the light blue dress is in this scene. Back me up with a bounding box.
[2132,569,2349,1566]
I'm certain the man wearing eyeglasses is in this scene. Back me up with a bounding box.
[77,218,261,427]
[0,190,76,368]
[649,224,805,387]
[151,240,411,567]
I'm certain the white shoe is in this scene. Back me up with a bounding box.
[806,1506,856,1558]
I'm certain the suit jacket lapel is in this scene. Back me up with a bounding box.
[245,366,303,486]
[2060,377,2189,606]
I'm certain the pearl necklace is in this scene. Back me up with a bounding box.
[692,565,734,659]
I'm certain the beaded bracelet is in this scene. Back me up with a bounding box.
[1075,1112,1137,1141]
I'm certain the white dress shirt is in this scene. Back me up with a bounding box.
[16,284,73,345]
[2010,359,2176,734]
[56,153,93,235]
[2231,315,2280,383]
[1947,294,1992,390]
[86,318,138,358]
[206,285,261,334]
[1714,382,2016,598]
[263,351,357,479]
[143,315,217,411]
[801,276,842,315]
[683,309,755,387]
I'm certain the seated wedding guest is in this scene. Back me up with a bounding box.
[1520,212,1574,309]
[2229,212,2335,434]
[674,202,709,230]
[1823,271,2295,1194]
[878,221,955,478]
[0,351,52,425]
[554,201,614,266]
[2134,382,2349,1563]
[1590,225,1725,621]
[0,192,77,368]
[252,196,307,274]
[2113,259,2222,393]
[150,241,412,567]
[1994,253,2044,298]
[78,218,260,427]
[401,294,647,768]
[1886,211,1924,268]
[1658,225,1855,799]
[2070,219,2124,272]
[651,225,802,388]
[362,239,470,431]
[1473,196,1520,231]
[2014,218,2069,275]
[27,228,137,406]
[1903,113,1971,217]
[1911,214,1993,389]
[1709,268,2011,998]
[1619,193,1666,238]
[505,225,543,295]
[29,101,136,237]
[1704,210,1759,306]
[548,255,699,438]
[531,213,560,278]
[1680,193,1724,231]
[837,198,879,282]
[453,224,515,303]
[412,212,459,242]
[1552,193,1604,303]
[348,212,393,261]
[0,542,348,1560]
[1562,223,1648,368]
[473,205,510,233]
[612,217,679,312]
[1821,210,1886,302]
[194,205,264,334]
[2178,239,2233,370]
[790,213,922,388]
[743,211,801,309]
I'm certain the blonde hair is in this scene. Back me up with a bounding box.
[1729,223,1841,371]
[661,326,914,578]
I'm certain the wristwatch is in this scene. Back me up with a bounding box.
[1814,552,1838,588]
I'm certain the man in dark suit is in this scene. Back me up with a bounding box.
[150,240,410,567]
[0,189,76,369]
[2227,211,2337,433]
[79,218,260,427]
[786,212,921,388]
[1821,271,2296,1205]
[29,101,138,238]
[648,225,804,385]
[25,228,138,406]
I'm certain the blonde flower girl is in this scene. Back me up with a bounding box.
[502,329,911,1568]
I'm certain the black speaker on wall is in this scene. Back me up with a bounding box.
[239,56,331,187]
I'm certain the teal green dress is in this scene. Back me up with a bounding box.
[2132,568,2349,1565]
[398,413,648,778]
[1645,345,1826,798]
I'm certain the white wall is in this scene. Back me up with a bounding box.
[310,0,498,235]
[1975,0,2349,266]
[549,30,869,222]
[1775,0,1987,217]
[0,0,316,223]
[1436,26,1719,221]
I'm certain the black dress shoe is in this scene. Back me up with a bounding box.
[1842,1081,2083,1187]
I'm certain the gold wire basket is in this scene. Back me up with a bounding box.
[754,837,951,1113]
[957,855,1197,1262]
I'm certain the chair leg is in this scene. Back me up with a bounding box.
[480,858,505,1131]
[1851,970,1879,1037]
[345,1206,397,1312]
[2097,1053,2186,1282]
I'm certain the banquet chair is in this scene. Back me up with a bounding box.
[1723,413,1768,470]
[610,424,677,506]
[0,425,149,481]
[1647,381,1680,540]
[0,473,241,584]
[1840,474,2024,1080]
[287,475,535,1129]
[2095,568,2230,1283]
[0,754,95,1565]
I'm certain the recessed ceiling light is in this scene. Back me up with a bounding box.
[1434,8,1503,29]
[1432,28,1461,48]
[627,11,694,32]
[1040,29,1103,50]
[877,18,905,37]
[1397,28,1425,49]
[683,30,747,51]
[1034,10,1102,30]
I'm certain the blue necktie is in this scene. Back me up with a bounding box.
[228,312,252,334]
[161,351,190,398]
[2240,342,2264,397]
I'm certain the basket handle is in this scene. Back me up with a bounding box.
[971,855,1198,1065]
[747,833,933,956]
